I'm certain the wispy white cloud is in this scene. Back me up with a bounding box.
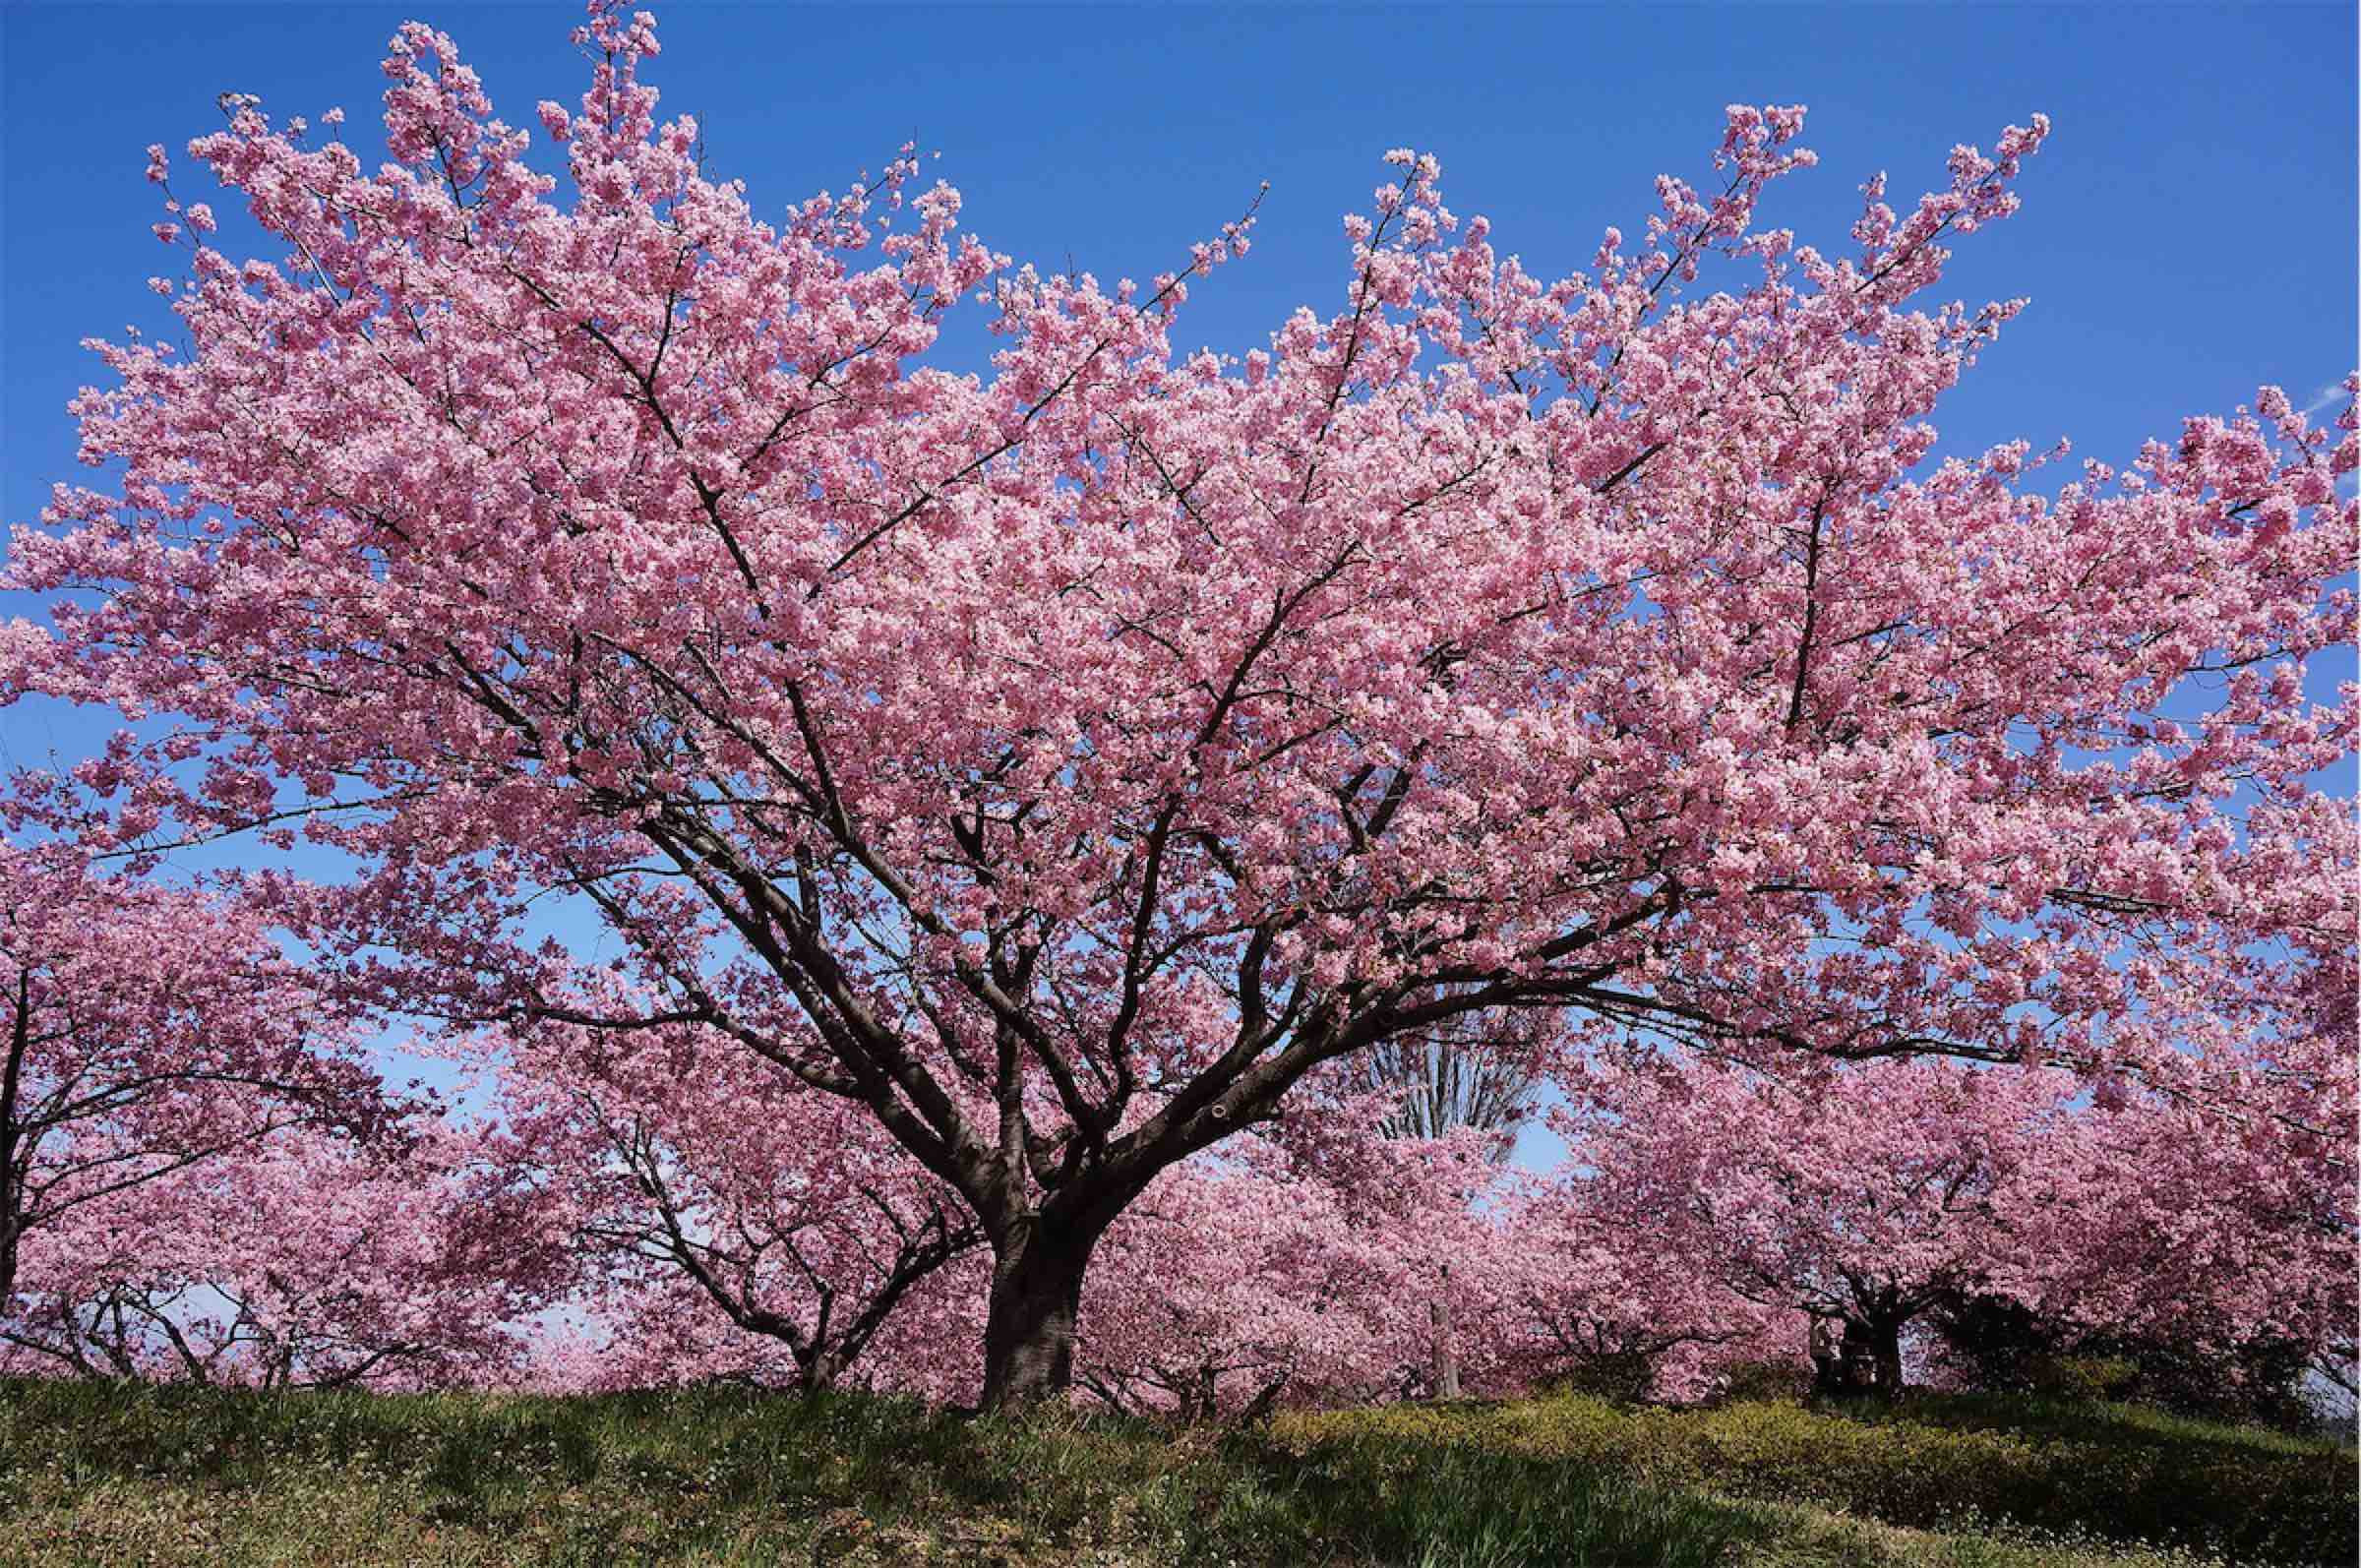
[2297,382,2350,419]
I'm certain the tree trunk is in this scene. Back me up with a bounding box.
[1429,1263,1461,1400]
[800,1349,845,1395]
[1869,1316,1905,1398]
[979,1221,1096,1411]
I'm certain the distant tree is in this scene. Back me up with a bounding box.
[2,1124,548,1388]
[1490,1173,1782,1403]
[495,1006,982,1395]
[1550,1056,2075,1396]
[1350,1008,1544,1400]
[0,840,384,1303]
[1561,1045,2355,1399]
[1076,1137,1499,1418]
[1352,1011,1544,1149]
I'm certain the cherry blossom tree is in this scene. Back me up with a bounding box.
[1555,1041,2356,1398]
[544,1254,986,1399]
[1,1123,550,1388]
[0,838,385,1302]
[3,1,2350,1404]
[2020,884,2361,1387]
[493,1007,983,1394]
[2025,1059,2357,1384]
[1077,1126,1506,1417]
[1345,1008,1544,1396]
[1487,1173,1784,1402]
[1556,1055,2110,1395]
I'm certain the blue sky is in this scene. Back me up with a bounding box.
[3,3,2354,1146]
[6,1,2352,526]
[7,2,2352,822]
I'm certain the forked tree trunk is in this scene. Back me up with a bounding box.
[979,1220,1098,1410]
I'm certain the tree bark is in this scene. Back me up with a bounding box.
[979,1220,1097,1410]
[1429,1263,1461,1400]
[1869,1315,1905,1398]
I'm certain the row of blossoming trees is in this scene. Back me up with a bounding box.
[1,4,2352,1415]
[2,852,2350,1409]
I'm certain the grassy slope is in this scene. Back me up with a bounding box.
[0,1379,2349,1567]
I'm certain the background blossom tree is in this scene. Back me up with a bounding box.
[1077,1122,1508,1417]
[0,838,386,1303]
[3,1,2350,1404]
[1,1123,550,1388]
[1557,1055,2112,1396]
[1351,1007,1546,1398]
[1487,1173,1785,1402]
[494,1007,983,1395]
[1555,1048,2356,1398]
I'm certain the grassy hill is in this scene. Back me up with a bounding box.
[1,1378,2349,1566]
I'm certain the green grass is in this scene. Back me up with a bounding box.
[1273,1395,2355,1565]
[0,1378,2349,1567]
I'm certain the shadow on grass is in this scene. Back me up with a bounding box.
[1862,1392,2356,1462]
[1235,1431,1764,1568]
